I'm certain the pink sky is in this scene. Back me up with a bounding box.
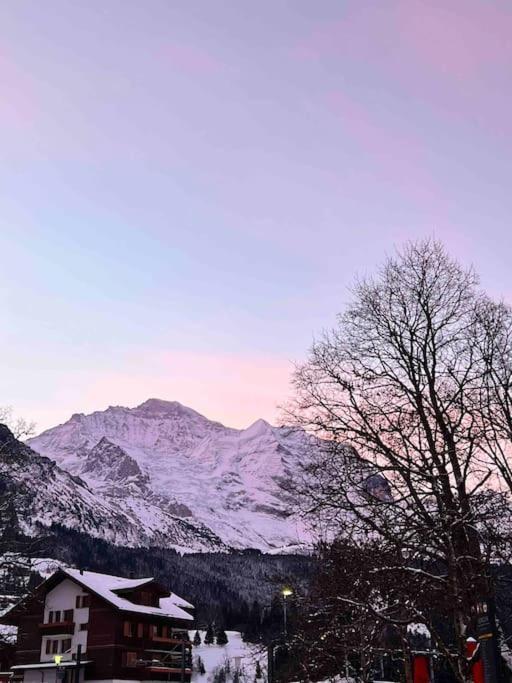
[1,1,512,431]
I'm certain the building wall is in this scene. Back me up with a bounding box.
[23,668,85,683]
[41,578,90,662]
[85,593,120,681]
[11,575,193,683]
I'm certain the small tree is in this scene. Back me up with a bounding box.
[193,630,202,646]
[204,623,215,645]
[195,656,206,675]
[216,628,229,646]
[213,666,227,683]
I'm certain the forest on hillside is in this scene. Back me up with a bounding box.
[18,524,313,638]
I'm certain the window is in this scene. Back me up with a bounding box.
[137,623,144,638]
[75,594,90,609]
[64,609,74,622]
[151,623,169,639]
[46,638,71,655]
[123,621,137,638]
[123,651,138,667]
[79,623,88,631]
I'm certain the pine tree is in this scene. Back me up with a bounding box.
[193,630,202,646]
[204,623,215,645]
[195,656,206,675]
[255,661,262,679]
[216,628,229,646]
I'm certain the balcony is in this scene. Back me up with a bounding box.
[146,667,193,674]
[39,620,75,635]
[123,635,191,650]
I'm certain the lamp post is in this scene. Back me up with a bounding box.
[282,587,293,638]
[53,655,64,683]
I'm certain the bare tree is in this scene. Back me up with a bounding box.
[0,411,42,588]
[0,406,35,444]
[286,240,512,682]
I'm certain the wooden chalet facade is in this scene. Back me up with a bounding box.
[1,569,195,683]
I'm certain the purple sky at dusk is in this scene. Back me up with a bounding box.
[1,1,512,431]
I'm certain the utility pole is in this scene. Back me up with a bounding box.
[282,587,293,638]
[180,640,186,683]
[75,644,82,683]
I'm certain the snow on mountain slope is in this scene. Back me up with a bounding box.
[0,424,226,553]
[29,399,314,551]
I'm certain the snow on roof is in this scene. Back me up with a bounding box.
[164,593,194,610]
[64,569,193,621]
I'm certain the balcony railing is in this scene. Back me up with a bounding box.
[39,621,75,635]
[123,635,192,649]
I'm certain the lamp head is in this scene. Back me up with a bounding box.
[282,587,293,597]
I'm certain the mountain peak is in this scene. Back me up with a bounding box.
[244,418,273,438]
[138,398,181,410]
[136,398,196,416]
[27,401,313,551]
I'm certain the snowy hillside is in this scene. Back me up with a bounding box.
[189,630,266,683]
[29,399,316,551]
[0,424,226,553]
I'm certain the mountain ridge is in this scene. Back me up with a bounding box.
[28,399,314,552]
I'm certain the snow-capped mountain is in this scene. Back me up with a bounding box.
[28,399,313,552]
[0,423,225,552]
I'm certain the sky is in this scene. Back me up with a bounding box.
[1,0,512,432]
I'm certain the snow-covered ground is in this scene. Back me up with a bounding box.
[189,630,266,682]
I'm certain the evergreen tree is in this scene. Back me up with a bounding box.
[204,623,215,645]
[196,656,206,675]
[193,630,202,646]
[243,600,262,642]
[214,667,226,683]
[255,661,262,679]
[216,628,229,646]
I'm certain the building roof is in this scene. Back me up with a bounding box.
[1,568,194,624]
[162,593,195,611]
[63,569,194,621]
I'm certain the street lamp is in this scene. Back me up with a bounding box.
[53,655,64,682]
[282,587,293,638]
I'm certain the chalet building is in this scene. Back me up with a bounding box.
[1,568,195,683]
